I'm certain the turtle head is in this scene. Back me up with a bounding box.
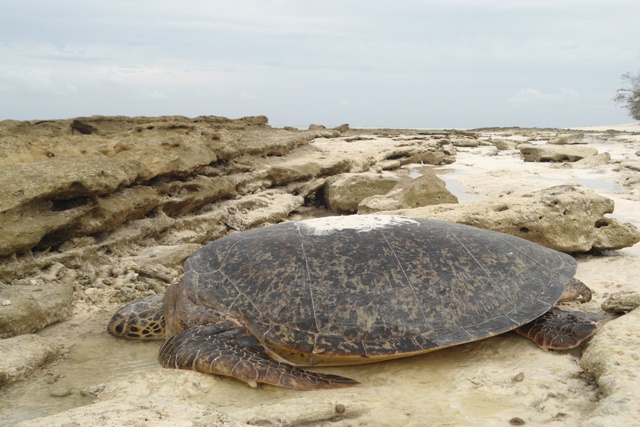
[107,293,166,340]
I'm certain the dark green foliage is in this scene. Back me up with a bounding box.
[614,72,640,121]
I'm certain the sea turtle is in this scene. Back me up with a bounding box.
[108,215,602,389]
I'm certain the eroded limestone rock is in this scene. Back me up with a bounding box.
[580,308,640,427]
[601,291,640,314]
[0,116,318,256]
[0,334,60,386]
[572,153,612,168]
[547,133,585,145]
[488,139,519,151]
[0,274,74,338]
[358,171,458,214]
[379,185,640,253]
[324,172,403,213]
[1,117,456,257]
[519,144,598,162]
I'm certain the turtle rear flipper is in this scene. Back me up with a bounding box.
[159,325,359,390]
[515,307,607,350]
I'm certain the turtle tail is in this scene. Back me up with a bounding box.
[159,324,359,390]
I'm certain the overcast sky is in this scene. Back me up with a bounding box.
[1,0,639,128]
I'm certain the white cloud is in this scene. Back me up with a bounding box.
[0,66,78,96]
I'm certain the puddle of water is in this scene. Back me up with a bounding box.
[525,174,625,193]
[573,178,625,192]
[437,175,486,203]
[0,310,162,426]
[407,161,627,206]
[406,166,485,203]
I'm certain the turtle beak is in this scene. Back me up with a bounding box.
[107,312,129,337]
[107,310,166,340]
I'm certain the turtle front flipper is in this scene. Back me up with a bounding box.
[515,307,607,350]
[158,324,359,390]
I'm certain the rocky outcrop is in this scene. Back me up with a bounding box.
[572,152,612,168]
[358,170,458,214]
[0,116,309,256]
[0,267,74,338]
[449,137,480,148]
[547,133,585,145]
[621,159,640,172]
[581,308,640,427]
[488,139,519,150]
[602,291,640,313]
[519,144,599,162]
[0,334,60,386]
[0,117,453,258]
[379,185,640,253]
[324,172,402,213]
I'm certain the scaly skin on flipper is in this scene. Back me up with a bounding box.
[515,278,603,350]
[159,324,359,390]
[515,308,606,350]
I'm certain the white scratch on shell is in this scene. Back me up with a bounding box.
[300,215,420,236]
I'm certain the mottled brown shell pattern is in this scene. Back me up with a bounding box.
[182,216,574,365]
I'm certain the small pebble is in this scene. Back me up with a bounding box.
[335,404,346,415]
[1,300,11,306]
[509,417,526,425]
[512,372,525,383]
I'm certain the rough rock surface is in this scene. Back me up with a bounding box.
[0,116,308,256]
[519,143,598,162]
[580,308,640,427]
[358,170,458,214]
[324,172,402,213]
[601,291,640,313]
[15,396,247,427]
[231,395,366,426]
[547,133,585,145]
[0,268,74,338]
[0,116,452,257]
[572,152,612,168]
[0,334,60,386]
[380,185,640,253]
[621,159,640,172]
[487,138,519,151]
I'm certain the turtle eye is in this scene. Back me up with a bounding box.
[115,322,124,335]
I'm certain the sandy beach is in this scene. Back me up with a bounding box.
[0,118,639,426]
